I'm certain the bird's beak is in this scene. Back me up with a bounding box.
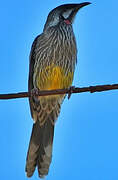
[76,2,91,10]
[69,2,91,22]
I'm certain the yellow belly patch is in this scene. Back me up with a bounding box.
[35,64,73,90]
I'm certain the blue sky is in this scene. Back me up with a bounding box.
[0,0,118,180]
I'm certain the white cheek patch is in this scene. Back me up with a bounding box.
[62,9,73,19]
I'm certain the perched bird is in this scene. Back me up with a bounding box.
[26,2,91,178]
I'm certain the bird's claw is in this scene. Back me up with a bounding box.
[68,86,75,99]
[30,88,40,97]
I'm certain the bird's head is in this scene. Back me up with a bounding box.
[44,2,91,31]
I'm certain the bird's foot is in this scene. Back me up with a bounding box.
[68,86,75,99]
[30,88,40,97]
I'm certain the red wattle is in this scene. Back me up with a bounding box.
[64,19,71,25]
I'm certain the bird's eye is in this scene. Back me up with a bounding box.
[60,14,65,21]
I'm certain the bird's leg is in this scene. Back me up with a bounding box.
[68,86,75,100]
[30,88,40,97]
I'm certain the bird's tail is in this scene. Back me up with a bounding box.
[25,119,54,178]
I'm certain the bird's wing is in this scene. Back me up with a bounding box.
[27,34,58,177]
[28,34,42,119]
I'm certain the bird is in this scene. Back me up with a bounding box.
[26,2,91,178]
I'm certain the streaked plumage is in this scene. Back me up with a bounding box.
[26,2,91,178]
